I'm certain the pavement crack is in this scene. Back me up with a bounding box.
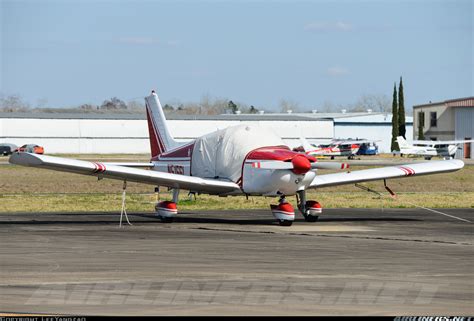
[190,227,471,246]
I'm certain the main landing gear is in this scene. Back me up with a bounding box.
[270,196,295,226]
[155,188,179,223]
[270,191,322,226]
[296,190,322,222]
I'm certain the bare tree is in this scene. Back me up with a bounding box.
[127,100,145,112]
[279,98,300,113]
[351,94,390,112]
[100,97,127,110]
[0,94,30,112]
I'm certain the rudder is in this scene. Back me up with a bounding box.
[145,91,178,157]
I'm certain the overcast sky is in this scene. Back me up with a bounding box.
[1,0,472,110]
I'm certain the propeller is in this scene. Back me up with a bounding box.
[311,162,350,170]
[252,155,310,174]
[252,154,350,175]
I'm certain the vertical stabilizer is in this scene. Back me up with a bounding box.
[145,91,178,157]
[300,136,315,152]
[396,136,410,148]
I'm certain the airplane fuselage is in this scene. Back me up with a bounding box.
[151,140,316,197]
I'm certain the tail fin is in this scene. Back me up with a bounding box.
[396,136,409,148]
[144,91,178,157]
[300,136,314,152]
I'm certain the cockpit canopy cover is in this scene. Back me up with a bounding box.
[191,124,285,182]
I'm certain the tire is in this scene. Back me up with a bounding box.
[160,216,174,223]
[304,215,319,222]
[279,220,293,226]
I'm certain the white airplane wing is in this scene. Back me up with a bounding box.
[309,160,463,188]
[101,162,155,168]
[412,139,474,146]
[9,153,240,194]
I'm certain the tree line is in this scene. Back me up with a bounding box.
[0,92,407,115]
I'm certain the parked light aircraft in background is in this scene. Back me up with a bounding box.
[397,136,473,160]
[299,137,378,159]
[9,91,464,226]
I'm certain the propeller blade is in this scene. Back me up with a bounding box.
[251,161,294,170]
[311,162,350,170]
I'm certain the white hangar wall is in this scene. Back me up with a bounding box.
[0,117,333,154]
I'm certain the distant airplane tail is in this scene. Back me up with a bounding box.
[144,91,178,157]
[300,136,314,153]
[396,136,410,148]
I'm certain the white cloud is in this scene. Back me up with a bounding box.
[304,21,354,32]
[327,66,350,77]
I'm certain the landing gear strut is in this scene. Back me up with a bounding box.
[296,190,322,222]
[155,188,179,223]
[270,195,295,226]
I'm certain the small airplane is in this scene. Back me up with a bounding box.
[299,137,377,159]
[397,136,474,160]
[9,91,464,226]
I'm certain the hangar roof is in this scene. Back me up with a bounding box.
[0,111,413,123]
[413,97,474,109]
[0,112,333,122]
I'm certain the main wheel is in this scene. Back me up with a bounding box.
[304,215,319,222]
[160,216,174,223]
[279,220,293,226]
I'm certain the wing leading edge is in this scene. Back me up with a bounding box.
[9,153,240,195]
[309,159,464,188]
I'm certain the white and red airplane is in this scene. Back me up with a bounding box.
[9,91,464,226]
[299,137,374,159]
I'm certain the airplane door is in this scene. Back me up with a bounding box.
[465,138,471,159]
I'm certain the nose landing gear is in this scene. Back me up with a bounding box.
[270,196,295,226]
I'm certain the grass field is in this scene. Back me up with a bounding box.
[1,154,473,213]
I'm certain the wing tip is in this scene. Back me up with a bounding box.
[9,152,43,166]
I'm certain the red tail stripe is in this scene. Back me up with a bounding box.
[150,103,167,155]
[146,103,166,156]
[145,105,162,156]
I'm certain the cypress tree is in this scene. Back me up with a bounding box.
[418,121,425,140]
[398,76,406,139]
[391,83,399,152]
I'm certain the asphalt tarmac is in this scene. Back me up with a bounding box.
[0,208,472,316]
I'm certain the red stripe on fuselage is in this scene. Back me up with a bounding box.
[151,142,195,162]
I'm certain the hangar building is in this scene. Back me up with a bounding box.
[0,113,332,154]
[0,111,412,154]
[413,97,473,159]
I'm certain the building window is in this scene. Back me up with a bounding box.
[430,112,437,127]
[418,112,425,127]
